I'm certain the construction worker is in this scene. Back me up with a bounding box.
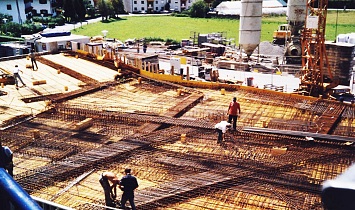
[0,141,14,177]
[143,43,147,53]
[227,97,241,131]
[99,171,120,209]
[30,49,38,71]
[119,168,139,210]
[12,65,26,90]
[214,121,231,144]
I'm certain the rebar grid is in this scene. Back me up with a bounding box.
[61,81,184,115]
[2,71,355,210]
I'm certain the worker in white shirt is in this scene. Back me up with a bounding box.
[214,121,231,144]
[12,65,26,89]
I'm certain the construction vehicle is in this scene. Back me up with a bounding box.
[272,24,291,45]
[273,0,307,64]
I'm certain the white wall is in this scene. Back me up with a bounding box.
[1,0,26,24]
[31,0,52,15]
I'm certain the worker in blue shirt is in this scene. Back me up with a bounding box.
[119,168,139,210]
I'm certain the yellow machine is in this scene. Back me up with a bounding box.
[272,24,291,45]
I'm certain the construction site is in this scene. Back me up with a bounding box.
[0,0,355,209]
[0,45,354,209]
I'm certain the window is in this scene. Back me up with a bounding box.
[31,9,38,15]
[134,1,137,4]
[39,0,47,4]
[141,1,144,4]
[7,5,12,10]
[155,1,158,4]
[155,7,158,10]
[141,7,144,10]
[40,10,49,15]
[134,7,137,11]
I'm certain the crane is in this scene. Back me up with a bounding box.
[299,0,338,97]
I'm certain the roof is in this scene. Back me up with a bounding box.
[37,34,90,44]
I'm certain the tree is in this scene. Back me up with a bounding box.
[98,0,114,20]
[74,0,86,21]
[63,0,86,22]
[63,0,76,22]
[164,2,170,11]
[83,0,96,18]
[112,0,126,16]
[189,0,209,18]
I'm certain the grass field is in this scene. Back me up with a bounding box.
[73,11,355,44]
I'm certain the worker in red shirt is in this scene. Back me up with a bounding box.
[227,97,241,131]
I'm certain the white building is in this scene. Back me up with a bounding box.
[30,0,55,16]
[1,0,26,24]
[22,33,90,53]
[0,0,56,24]
[123,0,195,13]
[215,0,287,16]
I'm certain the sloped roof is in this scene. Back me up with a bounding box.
[215,0,287,15]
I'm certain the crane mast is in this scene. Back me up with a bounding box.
[300,0,332,97]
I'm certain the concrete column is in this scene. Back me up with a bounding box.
[186,66,190,80]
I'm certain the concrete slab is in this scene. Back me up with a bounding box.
[42,54,119,82]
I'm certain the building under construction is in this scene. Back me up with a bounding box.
[0,49,355,209]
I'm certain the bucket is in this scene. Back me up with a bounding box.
[181,134,186,143]
[177,89,182,96]
[32,129,40,139]
[221,88,226,95]
[262,120,267,128]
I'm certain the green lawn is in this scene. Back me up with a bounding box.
[73,11,355,44]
